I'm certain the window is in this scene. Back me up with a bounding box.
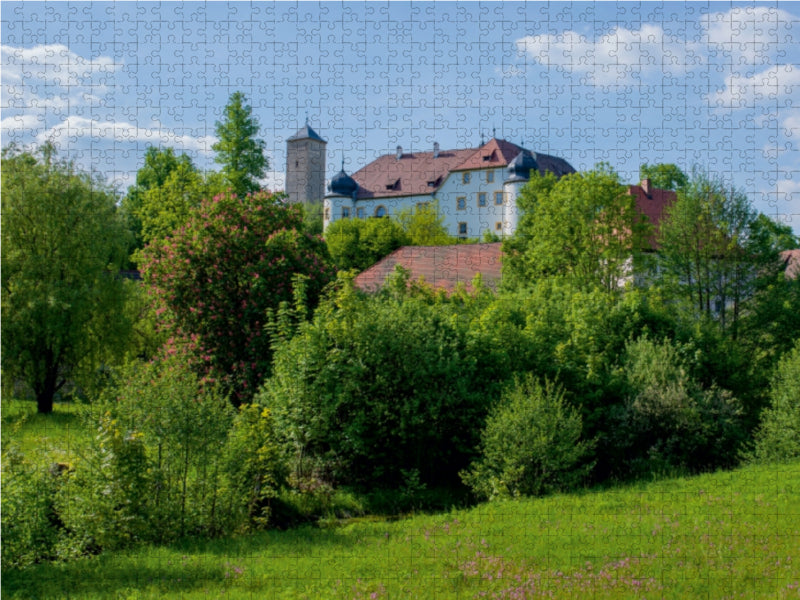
[324,207,330,220]
[477,192,487,207]
[456,196,466,210]
[487,170,494,183]
[494,191,504,205]
[416,202,430,211]
[462,172,471,184]
[458,222,468,237]
[356,207,365,219]
[341,207,350,218]
[375,205,387,218]
[495,221,503,231]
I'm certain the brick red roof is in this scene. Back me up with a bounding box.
[354,243,503,293]
[350,138,574,200]
[627,180,677,249]
[781,249,800,279]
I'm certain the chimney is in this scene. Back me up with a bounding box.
[642,178,651,197]
[433,142,440,158]
[396,145,403,160]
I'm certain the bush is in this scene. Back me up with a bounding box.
[325,216,409,271]
[752,340,800,463]
[1,447,64,568]
[54,353,283,557]
[611,336,745,478]
[461,375,594,500]
[261,275,507,489]
[141,190,335,402]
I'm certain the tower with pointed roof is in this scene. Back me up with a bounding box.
[286,121,327,210]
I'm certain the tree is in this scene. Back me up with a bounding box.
[503,164,650,291]
[325,217,409,271]
[136,158,207,245]
[656,168,780,337]
[213,92,267,197]
[1,144,131,413]
[121,146,190,260]
[140,190,335,402]
[639,163,688,191]
[396,201,459,246]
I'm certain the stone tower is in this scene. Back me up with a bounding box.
[286,122,327,212]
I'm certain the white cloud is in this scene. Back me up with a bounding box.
[1,44,120,88]
[36,116,218,153]
[709,64,800,108]
[515,25,697,86]
[702,7,797,65]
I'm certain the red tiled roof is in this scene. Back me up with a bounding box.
[349,138,575,200]
[451,138,525,171]
[627,181,677,249]
[354,243,503,293]
[351,147,476,199]
[781,249,800,280]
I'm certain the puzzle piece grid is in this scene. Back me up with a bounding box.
[2,1,799,596]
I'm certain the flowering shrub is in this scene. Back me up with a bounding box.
[141,190,335,402]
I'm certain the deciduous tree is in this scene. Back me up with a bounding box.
[1,144,130,412]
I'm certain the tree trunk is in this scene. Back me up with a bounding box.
[35,351,62,414]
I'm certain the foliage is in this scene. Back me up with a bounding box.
[140,189,335,402]
[752,340,800,463]
[1,446,64,569]
[1,143,132,413]
[639,163,688,191]
[7,460,798,597]
[51,353,283,558]
[655,168,771,338]
[396,201,459,246]
[213,91,268,197]
[462,375,594,500]
[222,404,282,530]
[135,156,208,246]
[503,164,649,292]
[325,216,409,271]
[121,146,189,256]
[610,336,745,477]
[260,273,507,489]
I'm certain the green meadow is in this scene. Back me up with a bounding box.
[3,402,798,599]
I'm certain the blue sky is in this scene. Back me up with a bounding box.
[2,2,799,231]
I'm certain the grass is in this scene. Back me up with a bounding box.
[3,456,799,599]
[1,399,90,466]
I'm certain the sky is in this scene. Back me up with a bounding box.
[2,1,799,232]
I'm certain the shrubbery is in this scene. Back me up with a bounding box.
[260,274,509,490]
[461,375,594,499]
[610,336,745,477]
[752,340,800,463]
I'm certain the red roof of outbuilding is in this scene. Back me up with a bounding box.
[781,249,800,280]
[627,181,677,249]
[354,243,503,293]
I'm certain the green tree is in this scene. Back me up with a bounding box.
[213,91,267,197]
[325,217,409,271]
[656,168,777,337]
[503,164,649,291]
[141,190,335,402]
[639,163,688,191]
[136,158,207,245]
[396,201,459,246]
[121,146,189,259]
[1,144,131,413]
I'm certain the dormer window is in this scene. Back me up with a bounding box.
[483,150,497,162]
[385,179,400,191]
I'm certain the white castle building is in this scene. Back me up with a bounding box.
[285,125,576,238]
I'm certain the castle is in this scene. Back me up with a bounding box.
[284,124,576,238]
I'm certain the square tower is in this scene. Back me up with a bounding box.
[286,123,327,212]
